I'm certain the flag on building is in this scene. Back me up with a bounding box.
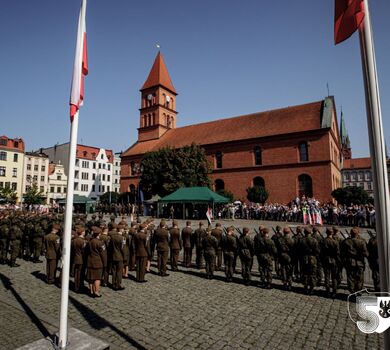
[334,0,365,44]
[69,0,88,121]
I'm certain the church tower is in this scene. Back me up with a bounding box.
[340,111,351,160]
[138,52,178,142]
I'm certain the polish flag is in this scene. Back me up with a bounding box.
[206,206,213,226]
[69,0,88,121]
[334,0,365,44]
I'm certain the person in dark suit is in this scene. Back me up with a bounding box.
[181,221,193,267]
[71,225,87,292]
[153,220,170,276]
[86,228,107,297]
[44,223,61,284]
[134,224,148,282]
[169,221,182,271]
[109,225,125,290]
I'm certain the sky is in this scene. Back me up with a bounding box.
[0,0,389,158]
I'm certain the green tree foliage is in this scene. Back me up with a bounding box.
[24,184,45,205]
[331,186,370,205]
[99,191,121,204]
[141,144,211,197]
[217,189,234,203]
[0,187,18,204]
[246,186,269,204]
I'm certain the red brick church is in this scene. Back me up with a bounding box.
[120,52,342,203]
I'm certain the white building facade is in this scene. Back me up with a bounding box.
[42,143,113,201]
[22,152,50,203]
[112,153,121,193]
[47,162,68,204]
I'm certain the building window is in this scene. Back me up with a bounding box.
[0,167,5,177]
[4,182,10,189]
[351,172,357,181]
[11,182,17,191]
[26,175,31,182]
[27,164,31,171]
[108,164,111,171]
[40,175,44,181]
[215,179,225,191]
[50,186,55,193]
[33,175,38,182]
[82,161,89,168]
[13,154,18,162]
[107,175,110,182]
[358,171,364,181]
[299,142,309,162]
[107,186,110,192]
[102,174,106,181]
[215,151,223,169]
[253,176,265,188]
[40,186,44,192]
[0,139,6,146]
[14,141,19,148]
[82,172,89,180]
[56,187,61,193]
[298,174,313,198]
[115,179,118,184]
[12,168,17,177]
[115,188,118,193]
[366,171,371,181]
[93,162,96,169]
[368,182,372,190]
[102,164,106,170]
[92,173,96,180]
[57,175,61,180]
[75,159,80,166]
[0,182,3,189]
[99,163,101,169]
[102,185,105,192]
[254,146,262,166]
[101,154,104,160]
[41,165,45,172]
[0,151,6,161]
[74,182,79,191]
[92,184,95,192]
[64,187,67,193]
[75,170,79,179]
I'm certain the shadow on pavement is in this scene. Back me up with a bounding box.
[69,295,147,350]
[0,273,51,338]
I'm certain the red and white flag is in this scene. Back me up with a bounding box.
[69,0,88,121]
[206,206,213,226]
[334,0,365,44]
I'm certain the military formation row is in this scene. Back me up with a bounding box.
[0,211,378,298]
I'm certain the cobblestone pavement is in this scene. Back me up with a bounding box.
[0,217,384,349]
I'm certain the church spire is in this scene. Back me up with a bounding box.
[340,110,351,159]
[141,52,177,94]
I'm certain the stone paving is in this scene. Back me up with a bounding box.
[0,217,384,349]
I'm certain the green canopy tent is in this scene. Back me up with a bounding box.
[159,187,229,219]
[57,194,96,214]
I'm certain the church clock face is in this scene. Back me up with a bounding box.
[166,95,171,102]
[147,94,153,101]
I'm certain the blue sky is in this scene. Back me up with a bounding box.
[0,0,389,158]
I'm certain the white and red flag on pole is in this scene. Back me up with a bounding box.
[69,0,88,121]
[206,206,213,226]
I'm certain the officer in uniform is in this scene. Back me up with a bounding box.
[134,224,148,282]
[279,227,295,291]
[202,227,218,279]
[221,226,237,282]
[238,227,254,286]
[153,219,170,276]
[128,222,137,271]
[194,222,206,269]
[0,216,9,264]
[298,227,320,295]
[367,233,380,291]
[9,220,23,267]
[169,220,182,271]
[44,223,61,284]
[99,225,110,287]
[321,228,340,297]
[181,221,193,267]
[211,223,223,271]
[109,225,125,290]
[71,225,87,292]
[31,220,44,263]
[254,228,276,288]
[271,225,282,278]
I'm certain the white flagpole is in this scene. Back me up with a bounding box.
[359,0,390,330]
[58,110,79,348]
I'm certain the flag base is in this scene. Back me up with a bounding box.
[16,327,109,350]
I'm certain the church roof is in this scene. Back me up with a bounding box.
[141,52,177,94]
[123,99,328,157]
[343,157,371,169]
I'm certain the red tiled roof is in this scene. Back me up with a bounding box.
[76,144,113,163]
[0,135,25,152]
[343,157,371,169]
[141,52,177,94]
[123,100,324,157]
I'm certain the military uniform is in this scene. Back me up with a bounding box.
[72,232,86,292]
[238,228,254,285]
[278,228,295,290]
[367,235,380,291]
[134,227,148,282]
[202,232,218,279]
[211,225,223,270]
[0,219,9,264]
[254,228,276,288]
[169,225,182,271]
[9,223,23,267]
[99,232,110,286]
[181,222,193,267]
[110,232,125,290]
[31,222,44,263]
[153,222,170,276]
[86,237,107,281]
[44,229,61,284]
[222,229,237,282]
[321,230,340,296]
[194,224,207,269]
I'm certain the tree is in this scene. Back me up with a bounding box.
[99,191,120,204]
[0,187,18,204]
[331,186,370,205]
[217,189,234,203]
[141,144,211,197]
[246,186,269,204]
[24,184,45,205]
